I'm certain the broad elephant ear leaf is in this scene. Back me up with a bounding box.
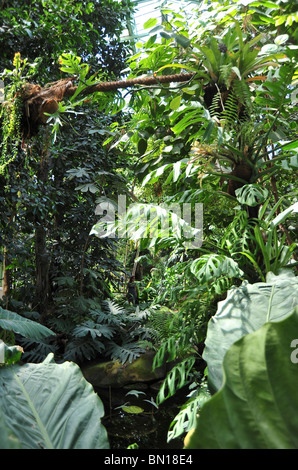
[203,271,298,392]
[185,307,298,449]
[0,307,55,341]
[0,353,109,449]
[0,406,22,449]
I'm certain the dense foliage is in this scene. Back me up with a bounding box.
[0,0,297,450]
[96,0,298,445]
[0,0,139,365]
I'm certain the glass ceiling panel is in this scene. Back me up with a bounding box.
[121,0,201,43]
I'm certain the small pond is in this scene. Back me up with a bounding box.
[96,383,187,449]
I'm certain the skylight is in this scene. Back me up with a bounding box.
[121,0,201,43]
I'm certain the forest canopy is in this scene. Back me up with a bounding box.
[0,0,297,450]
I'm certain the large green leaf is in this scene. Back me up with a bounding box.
[0,307,55,341]
[185,307,298,449]
[156,356,196,405]
[235,184,269,207]
[190,254,243,283]
[0,354,109,449]
[203,271,298,392]
[0,406,21,449]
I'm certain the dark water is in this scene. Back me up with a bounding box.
[97,384,186,450]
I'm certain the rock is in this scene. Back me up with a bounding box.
[149,380,164,392]
[81,350,166,389]
[123,382,148,391]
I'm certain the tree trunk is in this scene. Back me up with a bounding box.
[34,135,51,317]
[2,213,17,305]
[35,225,49,316]
[2,246,10,305]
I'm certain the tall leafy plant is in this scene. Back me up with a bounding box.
[20,299,149,365]
[0,306,54,341]
[185,307,298,449]
[0,0,132,328]
[203,271,298,393]
[98,3,298,449]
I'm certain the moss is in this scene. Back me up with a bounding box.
[81,351,166,388]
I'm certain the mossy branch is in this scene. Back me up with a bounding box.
[18,73,195,138]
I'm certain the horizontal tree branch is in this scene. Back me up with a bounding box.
[67,72,195,96]
[20,72,195,137]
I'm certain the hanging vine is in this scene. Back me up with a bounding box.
[0,53,26,174]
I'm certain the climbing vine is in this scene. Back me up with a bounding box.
[0,53,27,173]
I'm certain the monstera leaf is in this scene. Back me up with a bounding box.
[185,307,298,449]
[235,184,269,206]
[203,271,298,392]
[0,354,109,449]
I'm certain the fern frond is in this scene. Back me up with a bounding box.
[147,309,180,342]
[209,90,222,119]
[220,91,239,129]
[219,64,233,88]
[103,299,127,317]
[233,79,252,113]
[129,308,150,321]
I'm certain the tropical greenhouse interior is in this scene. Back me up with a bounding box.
[0,0,298,451]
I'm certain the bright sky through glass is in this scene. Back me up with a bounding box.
[121,0,197,41]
